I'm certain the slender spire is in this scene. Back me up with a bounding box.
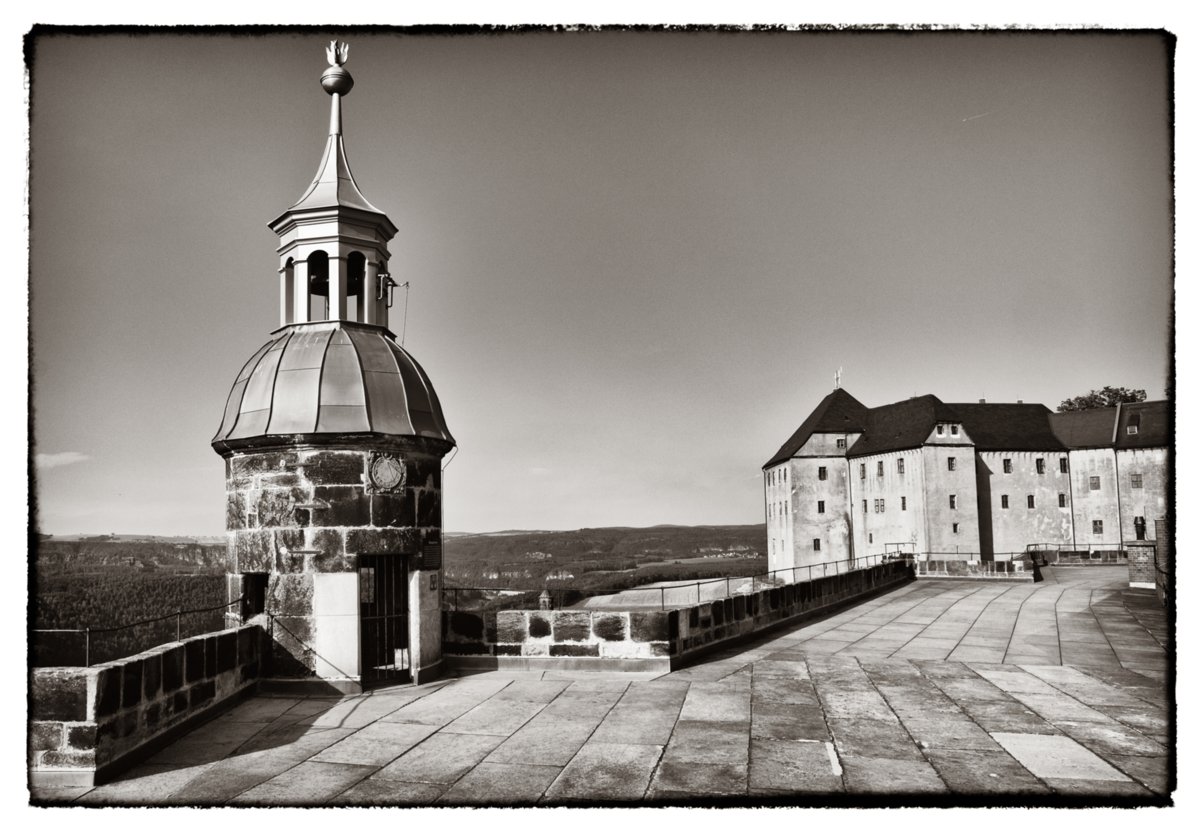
[283,41,384,216]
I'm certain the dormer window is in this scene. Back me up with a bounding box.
[1127,425,1139,435]
[936,424,945,436]
[951,424,959,435]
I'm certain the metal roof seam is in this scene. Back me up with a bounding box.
[216,339,274,442]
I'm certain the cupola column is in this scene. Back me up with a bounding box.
[328,254,348,320]
[292,258,311,323]
[279,266,294,327]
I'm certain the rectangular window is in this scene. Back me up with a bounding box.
[817,500,825,514]
[1060,457,1068,473]
[877,461,884,477]
[1003,459,1012,474]
[818,466,827,481]
[952,522,960,534]
[860,464,866,480]
[862,499,867,515]
[1058,493,1067,508]
[901,496,907,511]
[951,424,959,435]
[836,438,847,449]
[949,494,957,509]
[813,538,821,551]
[897,458,905,474]
[879,498,885,513]
[947,457,957,471]
[1001,495,1009,509]
[937,424,945,435]
[873,498,881,513]
[1036,458,1045,475]
[1089,476,1101,491]
[1092,520,1103,534]
[1131,473,1143,489]
[1027,495,1035,509]
[869,532,873,543]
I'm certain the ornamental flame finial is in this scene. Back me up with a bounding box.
[327,40,350,67]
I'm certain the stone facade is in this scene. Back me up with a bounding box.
[767,391,1170,567]
[30,625,265,786]
[222,440,447,685]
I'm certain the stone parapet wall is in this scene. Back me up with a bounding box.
[1126,541,1157,589]
[30,625,267,786]
[912,558,1036,581]
[444,561,912,666]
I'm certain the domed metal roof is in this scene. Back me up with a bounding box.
[212,321,454,452]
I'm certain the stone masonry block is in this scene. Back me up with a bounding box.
[312,486,371,528]
[184,639,205,683]
[308,528,344,557]
[229,452,296,487]
[216,632,238,673]
[370,491,416,528]
[237,626,258,663]
[30,722,62,752]
[496,613,528,644]
[268,574,314,618]
[226,491,246,531]
[190,680,216,708]
[40,749,96,769]
[528,612,552,639]
[66,724,97,750]
[93,667,121,719]
[204,635,219,678]
[235,530,273,572]
[274,528,308,557]
[416,490,441,526]
[628,609,667,643]
[549,643,600,657]
[592,613,628,642]
[255,489,297,528]
[300,451,365,486]
[552,611,591,642]
[712,601,724,626]
[160,645,184,692]
[493,644,522,656]
[32,670,89,722]
[143,702,161,732]
[121,660,143,708]
[345,527,420,556]
[448,611,485,641]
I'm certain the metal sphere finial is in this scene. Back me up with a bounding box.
[320,40,354,96]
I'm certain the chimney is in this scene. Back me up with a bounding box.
[1017,399,1023,404]
[978,398,986,404]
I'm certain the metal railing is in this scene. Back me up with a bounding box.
[447,553,907,612]
[1026,543,1128,565]
[33,594,244,668]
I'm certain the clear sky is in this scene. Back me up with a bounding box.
[27,28,1173,536]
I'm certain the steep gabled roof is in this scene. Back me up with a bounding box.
[1049,407,1120,449]
[763,388,868,468]
[948,403,1065,452]
[1115,400,1171,449]
[845,395,962,457]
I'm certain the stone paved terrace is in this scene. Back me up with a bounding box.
[31,566,1172,806]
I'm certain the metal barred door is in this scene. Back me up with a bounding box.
[358,554,410,685]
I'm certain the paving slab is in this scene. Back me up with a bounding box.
[662,719,749,764]
[311,721,439,766]
[331,778,447,805]
[438,697,547,737]
[75,762,215,804]
[923,748,1050,794]
[438,761,563,805]
[990,732,1131,781]
[647,760,748,798]
[826,716,924,760]
[748,739,843,793]
[840,756,948,794]
[229,759,373,805]
[375,732,507,783]
[750,702,831,742]
[487,718,598,766]
[542,742,663,802]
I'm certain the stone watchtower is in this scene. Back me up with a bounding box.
[212,43,455,690]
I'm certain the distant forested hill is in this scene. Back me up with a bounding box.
[443,524,767,591]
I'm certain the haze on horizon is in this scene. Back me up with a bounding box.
[28,29,1172,536]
